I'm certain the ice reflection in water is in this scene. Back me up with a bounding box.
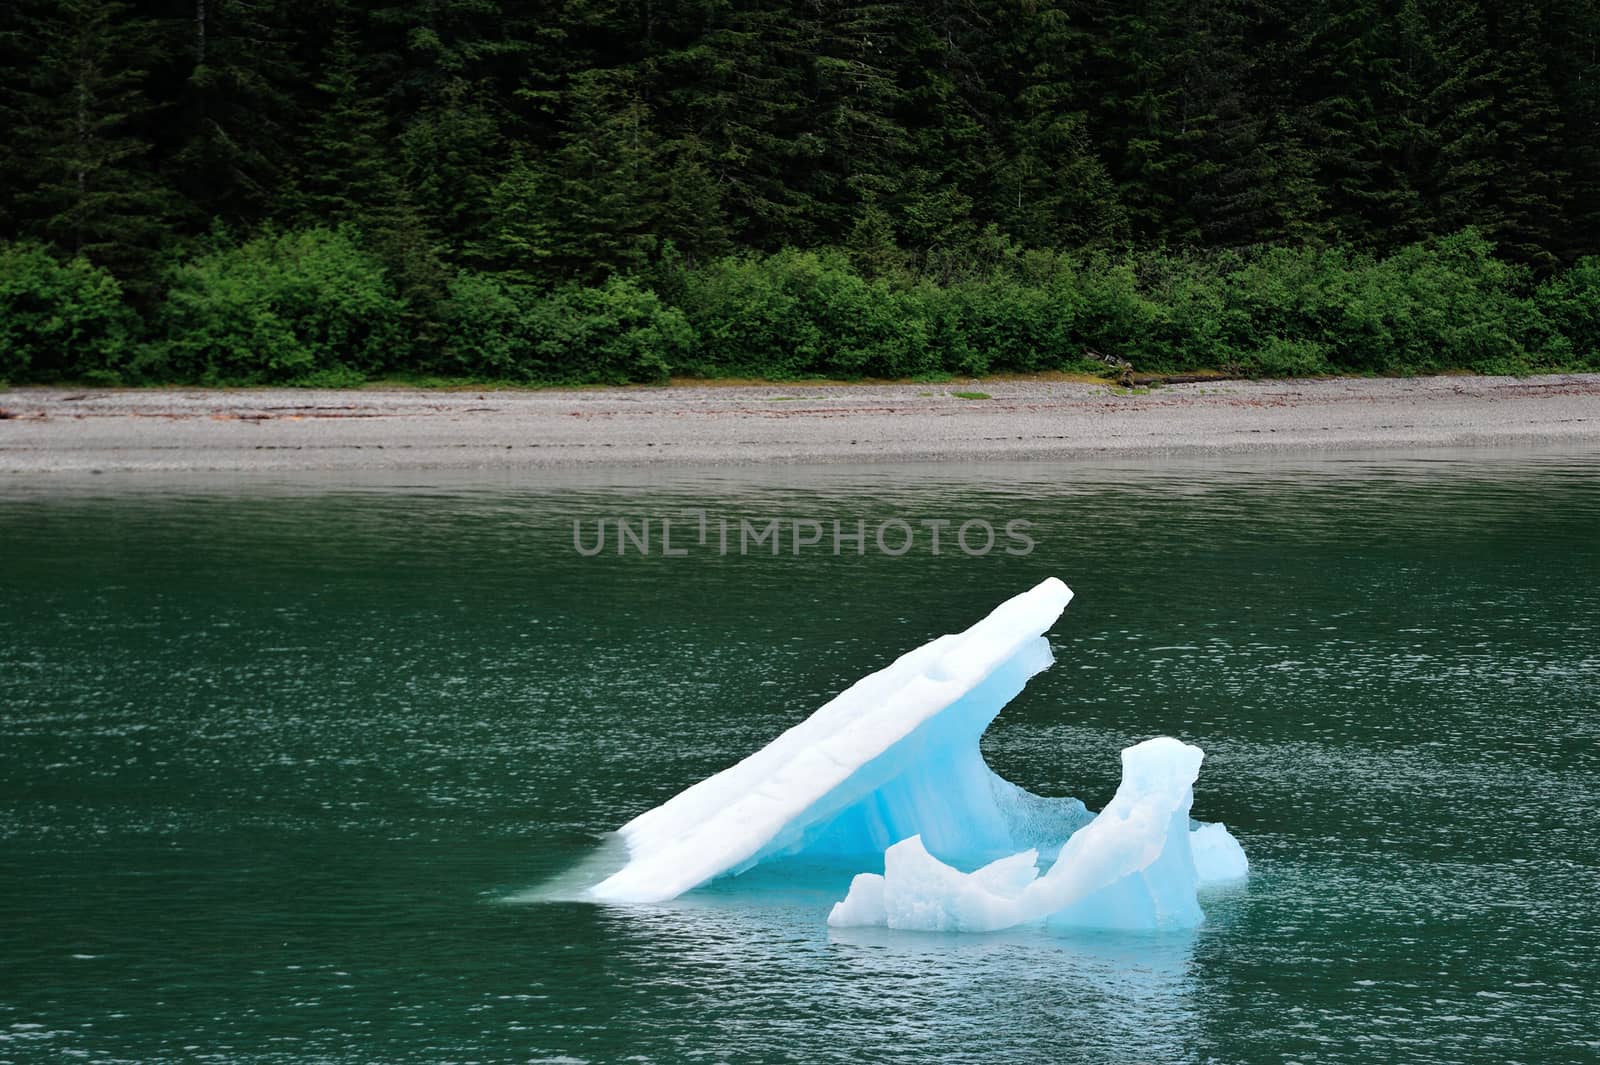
[591,863,1211,1065]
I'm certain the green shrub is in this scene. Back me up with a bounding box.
[433,272,538,380]
[1534,257,1600,370]
[438,272,691,384]
[663,237,1585,381]
[1073,256,1163,368]
[0,242,137,383]
[1216,233,1550,375]
[40,224,1589,390]
[676,249,936,379]
[903,282,982,376]
[675,252,819,378]
[1240,336,1331,377]
[946,268,1082,374]
[1224,245,1356,368]
[1367,231,1539,374]
[145,227,405,384]
[531,277,692,384]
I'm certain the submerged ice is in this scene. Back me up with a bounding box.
[590,576,1247,931]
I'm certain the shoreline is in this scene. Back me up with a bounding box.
[2,373,1598,473]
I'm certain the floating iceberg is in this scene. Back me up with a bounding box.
[589,576,1246,932]
[828,737,1247,932]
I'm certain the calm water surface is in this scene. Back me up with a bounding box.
[2,452,1598,1063]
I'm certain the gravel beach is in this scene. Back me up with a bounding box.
[2,374,1598,473]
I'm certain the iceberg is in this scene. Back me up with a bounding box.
[827,737,1248,932]
[589,576,1246,932]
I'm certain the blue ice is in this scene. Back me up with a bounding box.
[590,577,1246,932]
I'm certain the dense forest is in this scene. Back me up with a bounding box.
[2,0,1599,385]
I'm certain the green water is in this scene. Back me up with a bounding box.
[2,454,1598,1063]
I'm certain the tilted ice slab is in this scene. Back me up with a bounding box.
[827,737,1248,932]
[591,577,1088,903]
[589,576,1247,928]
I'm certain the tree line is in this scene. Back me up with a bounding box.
[2,0,1598,384]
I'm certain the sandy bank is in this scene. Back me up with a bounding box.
[2,374,1598,473]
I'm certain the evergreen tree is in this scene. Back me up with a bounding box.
[994,0,1125,248]
[468,149,553,282]
[0,4,27,239]
[398,77,500,256]
[1297,0,1431,246]
[368,0,521,110]
[294,16,448,339]
[1428,0,1568,266]
[655,134,733,265]
[293,18,396,227]
[655,1,820,246]
[1067,0,1202,241]
[0,0,1595,302]
[543,67,662,279]
[2,0,174,280]
[1179,0,1325,247]
[796,0,913,240]
[884,0,991,254]
[169,0,301,226]
[1548,0,1600,260]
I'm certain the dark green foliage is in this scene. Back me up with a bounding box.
[538,69,662,280]
[467,150,552,282]
[655,231,1589,384]
[0,241,136,382]
[1,0,1599,385]
[1296,0,1431,247]
[169,0,301,227]
[1534,258,1600,370]
[1223,231,1547,374]
[398,80,500,256]
[674,249,939,380]
[1426,0,1569,268]
[1,0,173,283]
[144,227,405,384]
[437,273,692,384]
[2,0,1597,274]
[292,20,395,230]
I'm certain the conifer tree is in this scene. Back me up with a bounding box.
[654,2,818,246]
[1429,0,1567,266]
[543,68,662,279]
[996,0,1125,248]
[467,149,553,282]
[1297,0,1430,246]
[1548,0,1600,261]
[885,0,991,254]
[170,0,301,226]
[295,16,448,338]
[293,18,395,228]
[1179,0,1324,246]
[398,78,500,257]
[3,0,173,280]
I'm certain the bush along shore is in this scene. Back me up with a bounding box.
[3,228,1598,388]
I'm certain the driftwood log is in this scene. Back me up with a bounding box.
[1086,348,1135,387]
[1087,348,1243,388]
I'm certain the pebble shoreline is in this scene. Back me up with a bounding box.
[2,374,1598,473]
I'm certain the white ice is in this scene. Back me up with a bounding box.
[589,576,1246,932]
[590,577,1084,903]
[826,737,1250,932]
[1190,820,1251,884]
